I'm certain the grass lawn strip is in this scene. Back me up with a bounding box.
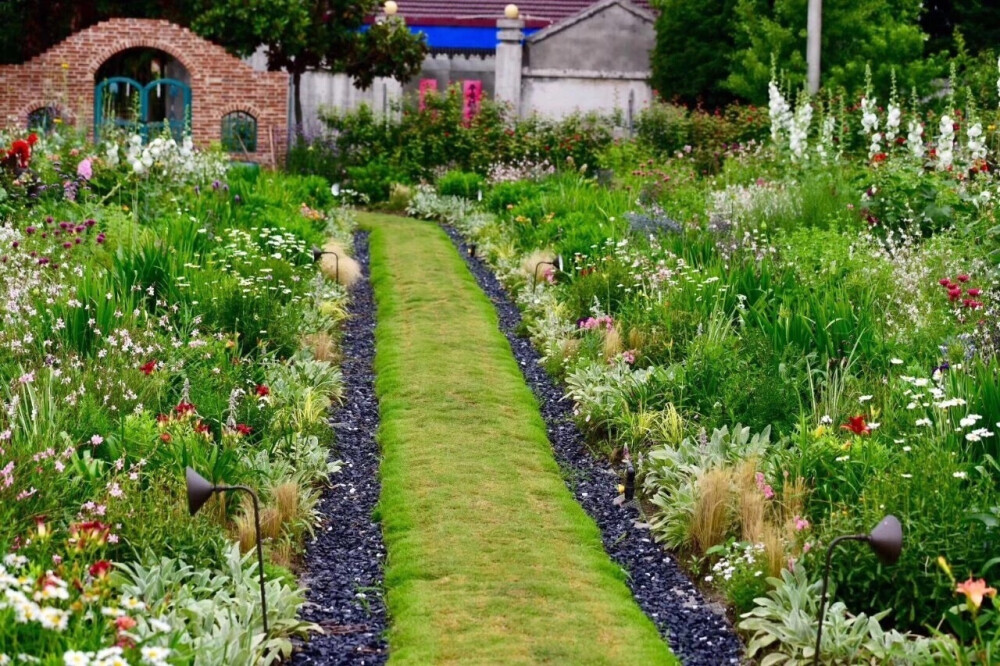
[363,212,677,665]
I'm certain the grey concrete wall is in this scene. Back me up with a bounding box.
[526,3,654,73]
[401,53,496,97]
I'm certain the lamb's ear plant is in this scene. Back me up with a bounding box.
[739,566,942,665]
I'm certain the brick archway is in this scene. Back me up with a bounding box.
[0,18,288,166]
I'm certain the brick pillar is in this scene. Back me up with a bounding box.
[495,18,524,116]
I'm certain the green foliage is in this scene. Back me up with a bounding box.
[651,0,739,108]
[726,0,944,103]
[437,170,484,199]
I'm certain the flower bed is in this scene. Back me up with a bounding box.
[410,70,1000,662]
[0,129,354,663]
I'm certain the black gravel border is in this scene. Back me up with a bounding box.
[293,232,387,666]
[442,226,743,666]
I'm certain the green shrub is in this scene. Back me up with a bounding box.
[437,170,484,198]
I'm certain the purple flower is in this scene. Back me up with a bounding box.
[25,226,35,235]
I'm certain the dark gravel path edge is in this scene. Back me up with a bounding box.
[441,225,743,666]
[293,231,388,666]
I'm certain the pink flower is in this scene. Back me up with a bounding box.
[755,472,775,500]
[77,158,93,181]
[90,435,103,447]
[621,350,636,365]
[794,516,811,531]
[957,274,971,283]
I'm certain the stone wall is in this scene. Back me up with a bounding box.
[0,19,289,165]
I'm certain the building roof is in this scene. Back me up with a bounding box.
[398,0,651,28]
[382,0,652,52]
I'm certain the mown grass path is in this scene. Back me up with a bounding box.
[362,213,676,665]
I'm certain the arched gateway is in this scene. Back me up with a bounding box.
[0,19,288,166]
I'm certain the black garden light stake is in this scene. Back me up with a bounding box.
[186,467,269,637]
[814,515,902,665]
[468,243,477,259]
[532,255,564,291]
[624,460,636,502]
[312,245,339,284]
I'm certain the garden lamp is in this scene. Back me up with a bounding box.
[532,255,564,291]
[814,515,902,664]
[185,467,269,636]
[312,245,339,283]
[467,242,477,258]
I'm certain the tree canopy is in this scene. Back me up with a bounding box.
[650,0,739,109]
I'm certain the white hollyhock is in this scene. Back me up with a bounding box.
[967,122,987,161]
[937,115,955,169]
[885,104,901,147]
[907,120,925,159]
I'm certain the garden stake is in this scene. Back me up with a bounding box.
[814,515,902,665]
[186,467,270,637]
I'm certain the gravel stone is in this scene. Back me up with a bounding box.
[442,225,743,666]
[293,232,387,665]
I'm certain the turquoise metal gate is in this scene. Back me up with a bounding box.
[94,77,191,142]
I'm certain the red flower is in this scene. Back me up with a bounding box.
[7,140,31,169]
[89,560,112,578]
[160,432,172,443]
[255,384,270,397]
[234,423,252,436]
[872,152,888,163]
[949,287,963,301]
[957,274,970,283]
[939,278,951,286]
[156,413,170,425]
[967,288,982,297]
[194,420,211,435]
[140,360,156,375]
[174,402,195,416]
[841,415,871,436]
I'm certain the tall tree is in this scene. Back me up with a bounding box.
[0,0,197,64]
[650,0,739,109]
[192,0,427,127]
[726,0,943,103]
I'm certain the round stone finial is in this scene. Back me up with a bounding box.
[504,3,519,19]
[384,0,399,15]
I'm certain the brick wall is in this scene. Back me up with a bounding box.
[0,18,289,166]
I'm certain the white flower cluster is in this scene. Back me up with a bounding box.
[705,542,765,583]
[907,120,925,159]
[967,122,987,161]
[860,96,881,158]
[767,80,792,148]
[884,103,902,146]
[815,115,836,162]
[788,101,812,161]
[105,134,226,183]
[937,115,956,169]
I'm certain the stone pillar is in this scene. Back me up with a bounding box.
[495,18,524,116]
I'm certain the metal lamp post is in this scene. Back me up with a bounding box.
[814,515,902,664]
[186,467,269,636]
[532,255,564,291]
[312,245,339,284]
